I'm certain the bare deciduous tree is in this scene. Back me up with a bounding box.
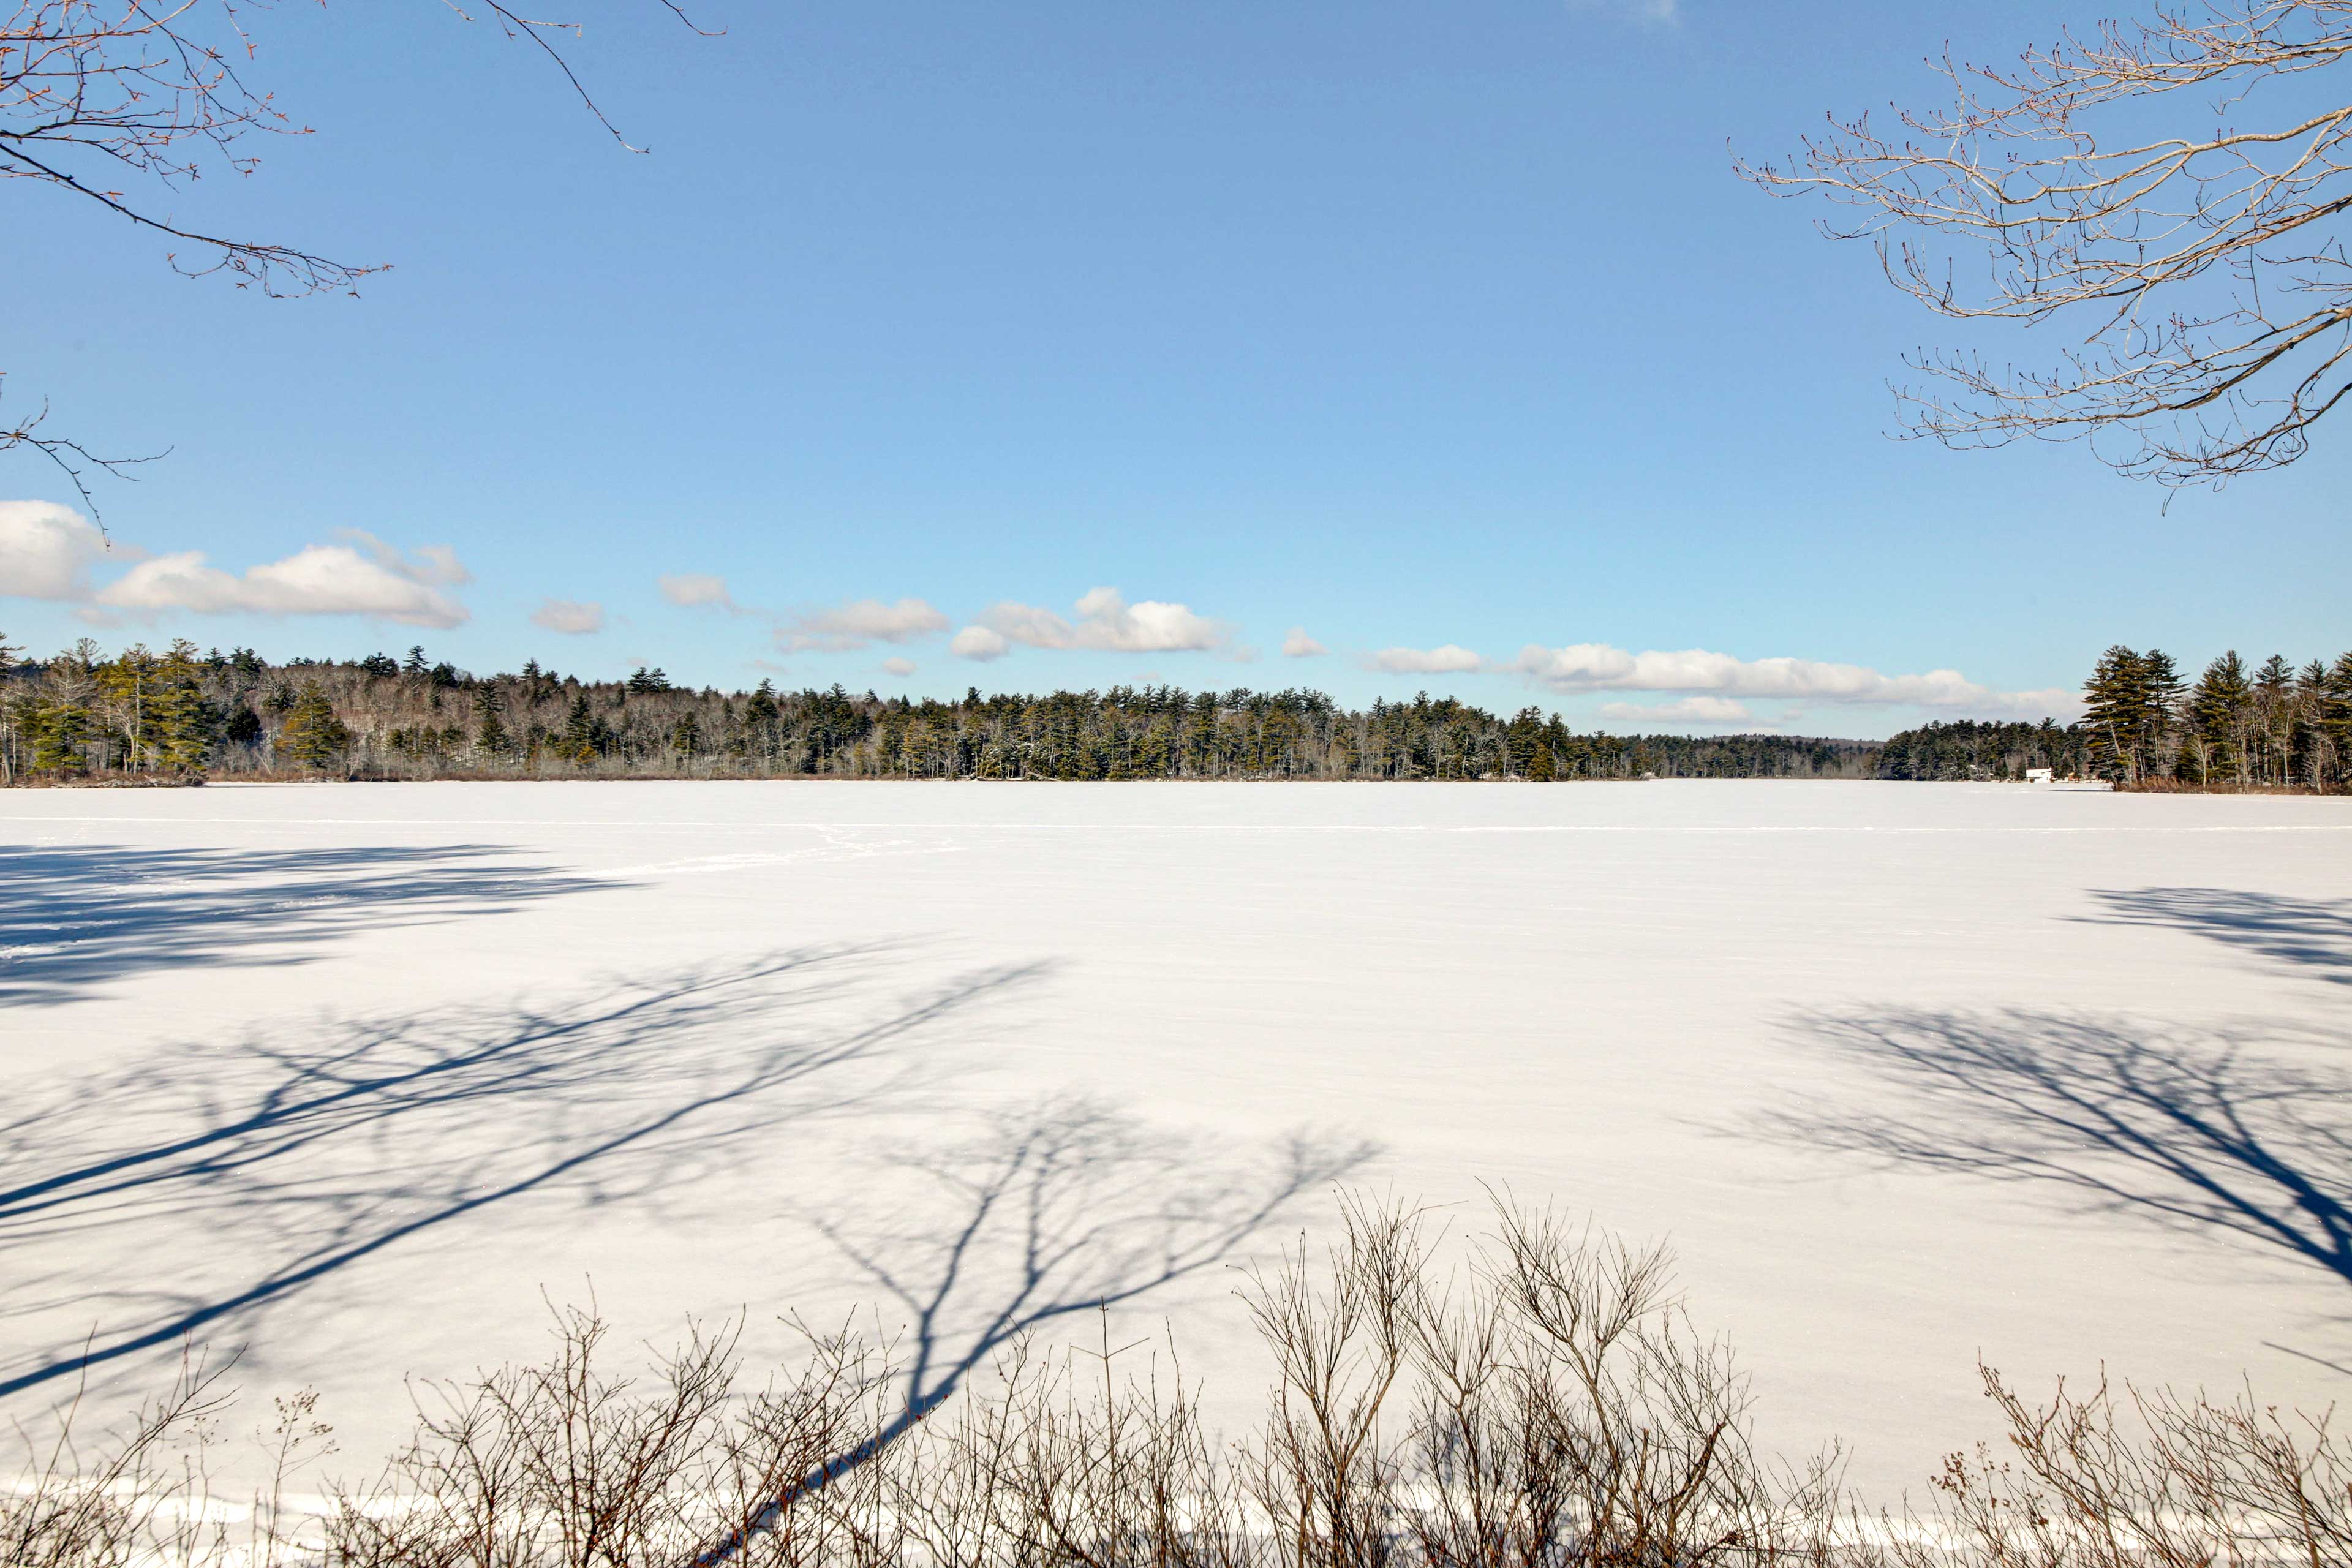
[1,0,712,512]
[1741,2,2352,489]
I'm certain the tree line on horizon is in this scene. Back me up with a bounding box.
[3,635,2346,790]
[0,636,1876,784]
[1872,646,2352,790]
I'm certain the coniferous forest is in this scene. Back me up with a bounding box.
[1,634,2346,790]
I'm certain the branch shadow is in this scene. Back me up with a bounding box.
[1757,1008,2352,1291]
[0,843,622,1006]
[0,943,1050,1401]
[2075,887,2352,987]
[811,1094,1379,1463]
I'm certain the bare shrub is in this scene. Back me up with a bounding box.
[10,1192,2348,1568]
[1887,1364,2352,1568]
[323,1305,900,1568]
[0,1349,232,1568]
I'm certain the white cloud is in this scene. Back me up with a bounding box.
[1569,0,1678,22]
[881,656,918,677]
[968,587,1231,655]
[782,597,948,652]
[659,573,737,611]
[1598,696,1755,725]
[1366,644,1484,675]
[94,530,471,628]
[1281,628,1327,658]
[951,625,1010,662]
[1510,643,2081,720]
[0,500,130,600]
[532,598,606,635]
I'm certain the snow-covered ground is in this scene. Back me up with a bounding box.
[3,780,2346,1501]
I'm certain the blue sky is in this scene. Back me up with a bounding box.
[3,0,2345,737]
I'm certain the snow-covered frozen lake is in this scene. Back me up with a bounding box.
[4,780,2347,1499]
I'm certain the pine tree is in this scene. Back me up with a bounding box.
[475,683,511,760]
[149,640,213,774]
[2188,651,2253,787]
[28,646,100,775]
[2321,652,2352,790]
[94,644,162,769]
[277,682,350,771]
[29,698,89,774]
[1504,707,1545,777]
[561,690,601,764]
[744,678,780,766]
[2082,645,2150,783]
[2136,649,2183,780]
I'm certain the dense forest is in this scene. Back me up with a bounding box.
[1871,645,2352,789]
[1872,720,2087,783]
[0,636,1877,783]
[2075,645,2352,790]
[4,635,2344,789]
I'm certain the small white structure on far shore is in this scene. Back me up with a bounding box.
[2026,767,2055,785]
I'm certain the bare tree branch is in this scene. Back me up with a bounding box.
[1741,1,2352,489]
[1,0,716,501]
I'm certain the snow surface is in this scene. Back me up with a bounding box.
[2,780,2348,1501]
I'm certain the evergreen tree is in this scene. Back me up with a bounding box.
[561,690,601,763]
[2291,660,2333,788]
[29,697,89,774]
[2081,645,2150,782]
[2320,652,2352,786]
[277,681,351,771]
[744,679,780,761]
[94,644,162,770]
[475,684,511,759]
[1504,707,1545,777]
[149,640,213,773]
[2136,649,2183,780]
[2187,651,2253,787]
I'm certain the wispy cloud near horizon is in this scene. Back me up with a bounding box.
[1510,642,2079,720]
[780,597,948,652]
[531,598,606,635]
[1598,695,1753,725]
[1567,0,1679,24]
[1363,644,1484,676]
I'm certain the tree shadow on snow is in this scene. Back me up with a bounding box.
[0,843,620,1006]
[0,943,1048,1400]
[1761,1008,2352,1291]
[807,1095,1380,1472]
[2075,887,2352,987]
